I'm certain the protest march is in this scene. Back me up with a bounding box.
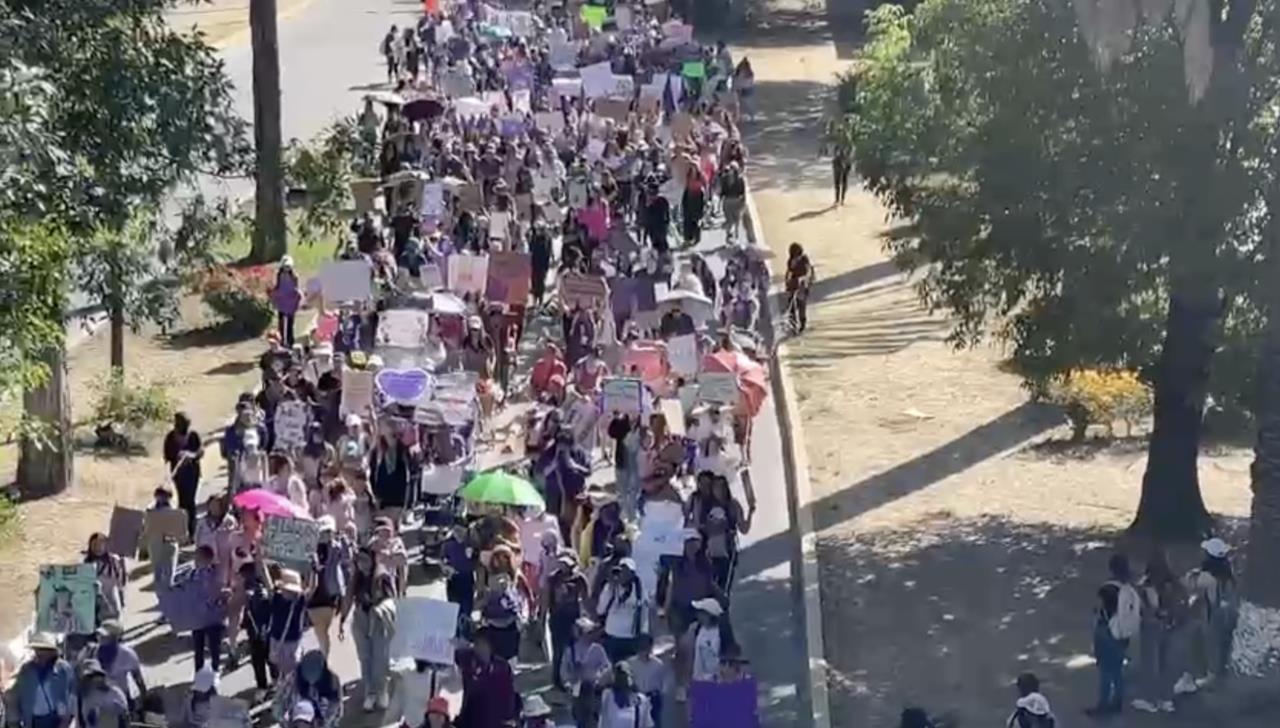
[6,1,779,727]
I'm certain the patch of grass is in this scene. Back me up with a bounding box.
[219,222,339,279]
[0,492,21,546]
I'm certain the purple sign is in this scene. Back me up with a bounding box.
[689,678,758,728]
[375,368,432,405]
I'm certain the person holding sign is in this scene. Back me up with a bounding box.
[84,533,128,624]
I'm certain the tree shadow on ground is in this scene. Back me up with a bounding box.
[206,360,259,376]
[740,80,834,192]
[818,513,1275,727]
[164,323,260,351]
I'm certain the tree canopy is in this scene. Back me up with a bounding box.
[845,0,1280,538]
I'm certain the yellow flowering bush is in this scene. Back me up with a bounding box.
[1047,369,1153,440]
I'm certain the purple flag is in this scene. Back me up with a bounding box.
[689,678,759,728]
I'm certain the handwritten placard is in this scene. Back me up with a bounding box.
[319,260,373,302]
[274,401,309,449]
[581,61,615,99]
[36,564,97,635]
[107,506,146,558]
[559,272,609,310]
[637,500,687,557]
[660,399,686,437]
[602,377,644,415]
[447,254,489,295]
[379,309,431,349]
[667,334,699,377]
[392,597,460,664]
[341,369,375,415]
[485,251,532,305]
[263,516,320,572]
[698,372,738,405]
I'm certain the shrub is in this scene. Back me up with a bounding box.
[1047,369,1153,441]
[194,264,276,335]
[0,492,19,544]
[90,368,176,447]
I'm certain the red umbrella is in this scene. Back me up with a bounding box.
[701,349,769,417]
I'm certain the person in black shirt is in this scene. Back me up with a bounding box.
[163,412,204,537]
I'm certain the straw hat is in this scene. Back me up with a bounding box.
[277,569,304,594]
[28,632,58,651]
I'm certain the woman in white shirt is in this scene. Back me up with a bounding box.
[595,559,649,662]
[267,453,309,509]
[597,662,655,728]
[679,598,736,692]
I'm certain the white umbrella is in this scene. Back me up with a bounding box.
[656,289,715,324]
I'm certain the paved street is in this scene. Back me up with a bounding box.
[118,1,811,724]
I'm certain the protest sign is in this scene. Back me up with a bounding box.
[690,678,759,728]
[319,260,373,302]
[579,3,607,29]
[486,251,532,305]
[273,400,309,449]
[156,564,216,632]
[660,398,686,437]
[421,182,445,217]
[602,377,644,415]
[615,4,634,29]
[500,114,526,137]
[376,368,433,406]
[580,61,615,99]
[448,254,490,295]
[667,334,699,377]
[380,309,431,349]
[36,564,97,635]
[535,111,565,134]
[454,96,489,119]
[350,178,381,215]
[421,462,466,496]
[493,10,535,36]
[421,263,445,291]
[392,597,460,664]
[550,40,579,69]
[107,506,145,558]
[698,372,738,405]
[610,75,635,98]
[511,90,532,113]
[682,60,706,79]
[559,272,608,309]
[585,138,606,162]
[143,508,187,544]
[597,98,630,123]
[341,369,375,415]
[552,77,583,99]
[263,516,321,571]
[663,20,693,42]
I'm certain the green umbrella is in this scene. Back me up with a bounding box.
[459,471,545,508]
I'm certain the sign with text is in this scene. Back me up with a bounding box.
[263,516,320,572]
[667,334,699,377]
[447,253,489,295]
[392,597,460,664]
[697,372,738,405]
[143,508,187,544]
[485,251,532,305]
[602,377,644,416]
[273,401,309,450]
[636,500,687,556]
[36,564,97,635]
[559,272,609,310]
[340,369,374,415]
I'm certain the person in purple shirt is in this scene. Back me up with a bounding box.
[178,545,228,675]
[271,257,303,347]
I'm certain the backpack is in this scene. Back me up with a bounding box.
[1108,581,1142,640]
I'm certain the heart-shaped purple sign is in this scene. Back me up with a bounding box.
[375,368,432,405]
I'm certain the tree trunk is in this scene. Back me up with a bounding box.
[16,343,73,499]
[109,302,124,370]
[1129,290,1217,541]
[1247,192,1280,605]
[249,0,287,264]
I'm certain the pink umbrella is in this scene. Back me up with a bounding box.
[232,489,310,520]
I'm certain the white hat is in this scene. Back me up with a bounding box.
[692,598,724,617]
[289,699,316,724]
[281,255,295,268]
[1201,537,1232,558]
[28,631,59,651]
[521,695,553,718]
[316,515,337,533]
[345,413,363,427]
[192,666,219,693]
[1015,693,1052,716]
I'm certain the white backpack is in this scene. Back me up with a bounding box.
[1109,581,1142,640]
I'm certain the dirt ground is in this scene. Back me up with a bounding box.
[736,0,1266,725]
[0,299,270,640]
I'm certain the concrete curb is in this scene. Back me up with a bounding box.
[742,186,833,728]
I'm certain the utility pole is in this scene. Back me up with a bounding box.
[249,0,287,262]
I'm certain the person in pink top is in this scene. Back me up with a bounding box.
[530,342,568,404]
[577,193,610,244]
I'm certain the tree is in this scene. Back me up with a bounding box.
[3,0,247,495]
[847,0,1272,540]
[250,0,288,263]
